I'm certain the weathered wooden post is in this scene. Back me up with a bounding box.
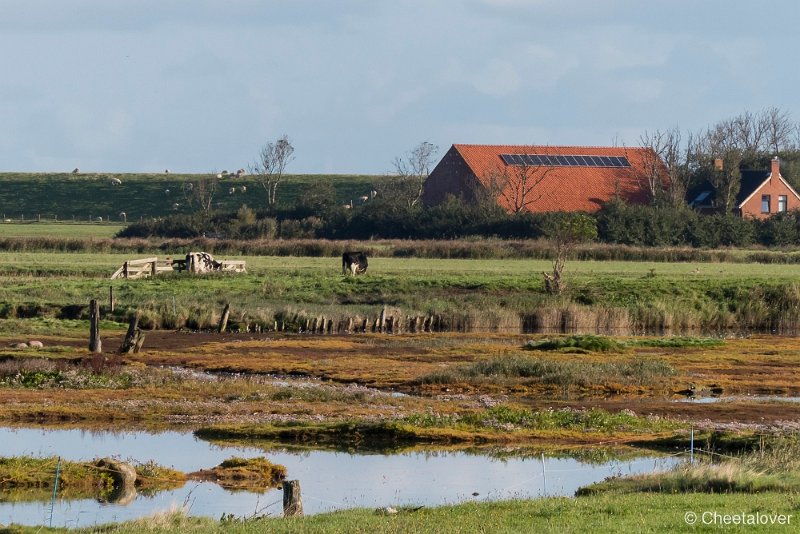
[119,314,140,354]
[109,286,115,313]
[218,303,231,333]
[150,259,157,278]
[282,480,303,517]
[89,299,102,353]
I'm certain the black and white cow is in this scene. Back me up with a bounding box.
[342,251,368,276]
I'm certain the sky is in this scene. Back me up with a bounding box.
[2,0,799,174]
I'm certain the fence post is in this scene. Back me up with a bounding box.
[282,480,303,517]
[690,427,694,464]
[541,453,547,496]
[89,299,102,353]
[218,303,230,333]
[109,286,115,313]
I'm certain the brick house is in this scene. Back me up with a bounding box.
[689,157,800,218]
[421,144,666,213]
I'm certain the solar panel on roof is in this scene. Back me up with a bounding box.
[499,154,631,168]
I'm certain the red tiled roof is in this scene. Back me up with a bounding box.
[452,144,663,213]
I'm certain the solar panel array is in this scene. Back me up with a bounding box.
[500,154,631,168]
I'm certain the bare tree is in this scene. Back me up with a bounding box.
[484,152,553,213]
[250,135,295,209]
[181,174,219,214]
[380,141,439,208]
[639,128,693,206]
[763,106,794,156]
[542,213,597,295]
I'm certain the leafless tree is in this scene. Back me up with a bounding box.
[181,174,219,214]
[484,152,553,213]
[763,106,795,155]
[381,141,439,208]
[639,128,694,206]
[249,134,295,208]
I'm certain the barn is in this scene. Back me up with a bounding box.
[422,144,667,213]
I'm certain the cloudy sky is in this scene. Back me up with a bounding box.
[2,0,798,174]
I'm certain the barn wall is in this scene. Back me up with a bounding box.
[421,146,481,206]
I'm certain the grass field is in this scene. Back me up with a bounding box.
[0,172,377,221]
[0,222,125,238]
[9,492,798,533]
[2,252,800,335]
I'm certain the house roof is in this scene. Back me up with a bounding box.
[451,144,663,212]
[735,170,771,206]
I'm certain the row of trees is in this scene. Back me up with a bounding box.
[640,107,800,210]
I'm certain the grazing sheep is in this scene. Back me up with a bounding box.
[229,187,236,194]
[28,340,44,348]
[110,177,122,186]
[96,216,103,222]
[119,211,127,222]
[165,189,170,195]
[240,185,247,193]
[172,203,181,210]
[236,168,246,177]
[221,170,230,176]
[72,168,79,174]
[359,195,369,203]
[216,173,223,179]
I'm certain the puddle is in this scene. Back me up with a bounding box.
[0,427,681,527]
[676,395,800,404]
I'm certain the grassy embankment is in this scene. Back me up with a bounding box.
[4,493,796,533]
[0,455,285,502]
[3,252,800,336]
[0,172,377,221]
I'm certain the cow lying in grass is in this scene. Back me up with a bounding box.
[342,251,368,276]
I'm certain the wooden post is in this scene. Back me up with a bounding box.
[89,299,102,353]
[109,286,115,313]
[218,303,230,333]
[123,261,129,279]
[150,260,157,278]
[119,314,140,354]
[282,480,303,517]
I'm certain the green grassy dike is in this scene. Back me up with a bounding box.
[3,493,797,533]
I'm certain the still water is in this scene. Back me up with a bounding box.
[0,427,681,527]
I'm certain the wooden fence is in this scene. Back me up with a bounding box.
[110,257,246,279]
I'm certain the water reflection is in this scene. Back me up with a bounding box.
[0,427,680,527]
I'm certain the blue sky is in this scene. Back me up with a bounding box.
[1,0,798,174]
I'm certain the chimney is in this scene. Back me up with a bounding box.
[771,156,780,178]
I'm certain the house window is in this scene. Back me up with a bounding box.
[762,195,771,213]
[778,195,788,212]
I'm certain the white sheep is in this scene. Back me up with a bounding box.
[165,188,170,195]
[240,185,247,193]
[229,187,236,194]
[110,177,122,186]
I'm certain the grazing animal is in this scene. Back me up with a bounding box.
[229,187,236,194]
[72,168,79,174]
[342,251,368,276]
[236,168,246,177]
[110,177,122,186]
[240,185,247,193]
[164,169,170,174]
[185,251,222,273]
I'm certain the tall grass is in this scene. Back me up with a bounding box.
[417,355,674,388]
